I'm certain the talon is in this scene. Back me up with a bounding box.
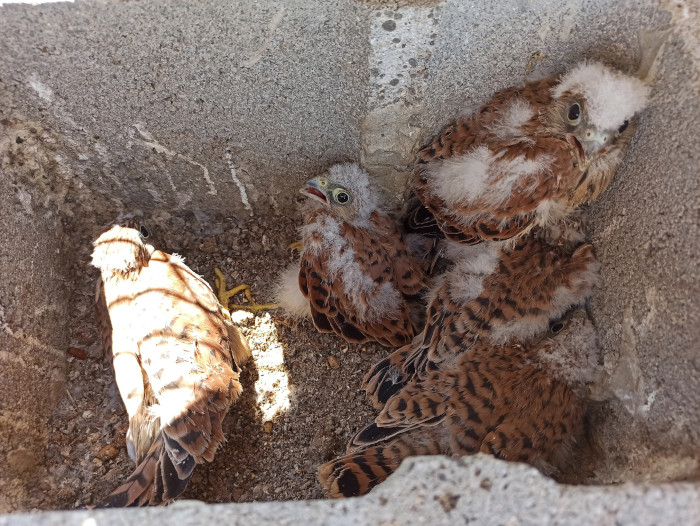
[213,268,279,312]
[289,241,303,253]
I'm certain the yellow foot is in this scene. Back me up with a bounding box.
[289,240,303,252]
[214,268,279,313]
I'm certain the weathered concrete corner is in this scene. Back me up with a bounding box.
[2,455,700,526]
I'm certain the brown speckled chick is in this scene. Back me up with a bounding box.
[276,163,427,347]
[412,62,649,244]
[319,218,602,497]
[92,224,250,507]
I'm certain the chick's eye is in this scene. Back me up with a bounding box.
[567,103,581,123]
[618,120,629,133]
[549,321,565,334]
[335,191,349,204]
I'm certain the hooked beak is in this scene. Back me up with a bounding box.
[300,177,330,206]
[569,127,611,163]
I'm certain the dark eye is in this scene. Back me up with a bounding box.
[549,321,565,334]
[618,120,629,133]
[336,192,349,204]
[567,103,581,123]
[139,225,150,238]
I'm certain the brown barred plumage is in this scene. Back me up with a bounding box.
[296,164,427,347]
[319,220,601,498]
[92,225,250,507]
[320,309,598,498]
[319,425,449,498]
[412,62,648,244]
[364,219,598,408]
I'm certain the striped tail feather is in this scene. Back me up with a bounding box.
[318,426,448,498]
[318,445,402,498]
[402,193,445,239]
[97,358,241,507]
[362,345,415,409]
[95,431,195,508]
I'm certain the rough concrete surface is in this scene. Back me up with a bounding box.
[2,455,700,526]
[587,2,700,482]
[0,120,71,509]
[0,0,699,519]
[0,0,370,213]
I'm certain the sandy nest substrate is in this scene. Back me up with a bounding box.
[35,202,387,510]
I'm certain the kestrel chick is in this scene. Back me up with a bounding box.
[364,216,598,405]
[277,163,427,347]
[92,225,250,507]
[317,218,601,497]
[414,61,649,244]
[319,308,601,498]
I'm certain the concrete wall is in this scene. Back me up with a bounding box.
[2,455,699,526]
[0,0,698,517]
[1,0,370,214]
[0,92,72,507]
[588,3,700,481]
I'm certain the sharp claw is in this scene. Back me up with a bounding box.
[213,267,279,312]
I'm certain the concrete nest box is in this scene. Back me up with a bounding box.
[0,0,698,523]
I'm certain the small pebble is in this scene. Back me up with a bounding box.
[68,347,87,360]
[96,444,118,461]
[263,421,273,433]
[327,355,340,369]
[199,236,218,254]
[57,487,76,502]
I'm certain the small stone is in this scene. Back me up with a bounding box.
[199,236,218,254]
[263,421,273,433]
[232,487,244,501]
[96,444,118,461]
[82,410,93,419]
[68,347,87,360]
[327,355,340,369]
[57,487,77,502]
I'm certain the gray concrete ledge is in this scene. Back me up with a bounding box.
[2,455,699,526]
